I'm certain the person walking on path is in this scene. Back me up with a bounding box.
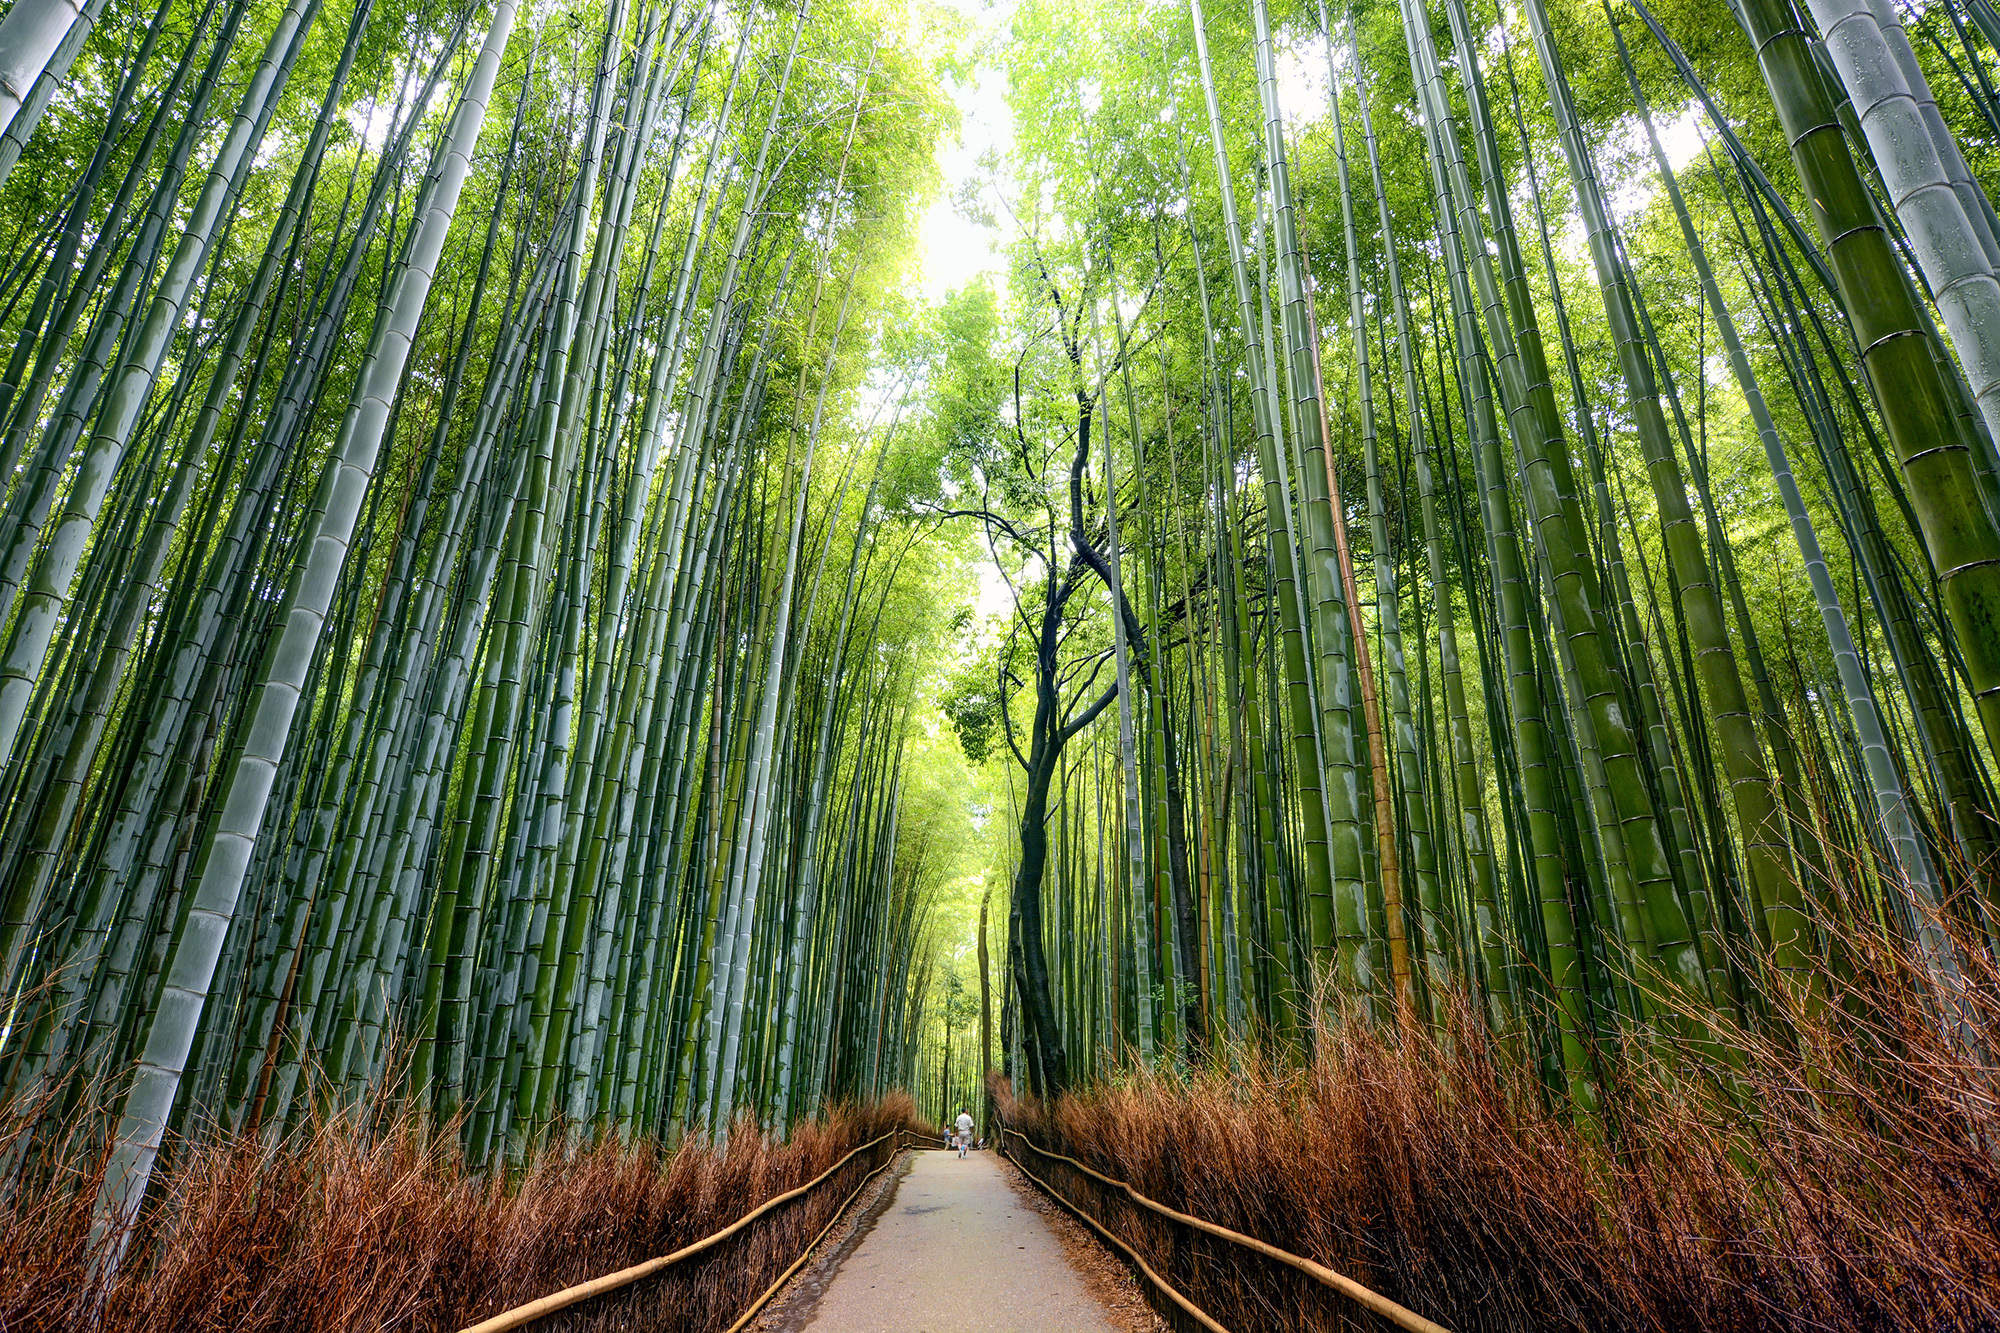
[955,1108,974,1158]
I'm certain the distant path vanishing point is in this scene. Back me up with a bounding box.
[783,1148,1123,1333]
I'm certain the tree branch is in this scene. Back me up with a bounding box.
[1059,683,1120,745]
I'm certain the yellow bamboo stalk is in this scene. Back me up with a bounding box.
[1299,242,1413,1030]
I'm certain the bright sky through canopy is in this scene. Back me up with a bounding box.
[914,0,1016,303]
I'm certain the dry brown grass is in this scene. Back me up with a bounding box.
[997,931,2000,1332]
[0,1090,928,1333]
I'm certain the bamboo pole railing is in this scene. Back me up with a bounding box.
[1002,1129,1230,1332]
[999,1123,1451,1333]
[459,1127,924,1333]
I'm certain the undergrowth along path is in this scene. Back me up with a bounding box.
[779,1148,1123,1332]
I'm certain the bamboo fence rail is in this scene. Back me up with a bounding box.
[1000,1123,1450,1333]
[460,1128,921,1333]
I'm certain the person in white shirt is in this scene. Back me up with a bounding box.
[955,1108,975,1158]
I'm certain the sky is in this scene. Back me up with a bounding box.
[912,0,1018,305]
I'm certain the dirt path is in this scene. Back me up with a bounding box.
[769,1148,1129,1333]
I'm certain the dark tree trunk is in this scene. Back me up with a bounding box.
[1013,571,1073,1098]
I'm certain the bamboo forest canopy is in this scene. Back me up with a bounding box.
[0,0,1999,1248]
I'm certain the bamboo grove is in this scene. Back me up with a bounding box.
[10,0,2000,1270]
[941,0,2000,1110]
[0,0,991,1250]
